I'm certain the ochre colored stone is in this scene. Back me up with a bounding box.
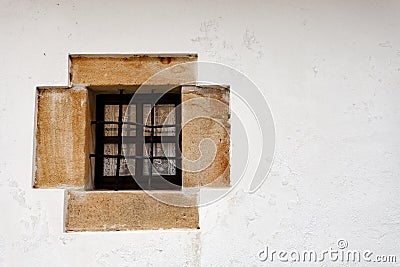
[69,54,197,86]
[181,85,230,187]
[34,87,90,188]
[65,191,199,231]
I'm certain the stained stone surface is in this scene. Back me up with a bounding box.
[181,85,230,187]
[34,87,90,188]
[69,54,197,86]
[65,190,199,231]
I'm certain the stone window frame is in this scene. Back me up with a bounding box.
[33,54,230,231]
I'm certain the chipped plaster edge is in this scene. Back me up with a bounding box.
[63,189,69,232]
[31,88,39,188]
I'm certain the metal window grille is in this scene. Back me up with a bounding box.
[90,90,182,190]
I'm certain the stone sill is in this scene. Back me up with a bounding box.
[65,190,199,232]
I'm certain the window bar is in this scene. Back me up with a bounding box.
[90,153,180,160]
[176,102,182,186]
[115,89,124,191]
[136,102,144,189]
[126,103,131,137]
[91,121,142,126]
[149,91,155,190]
[91,120,176,128]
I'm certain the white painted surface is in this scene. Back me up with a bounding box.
[1,0,400,266]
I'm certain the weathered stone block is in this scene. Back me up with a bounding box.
[65,191,199,231]
[33,87,90,188]
[69,54,197,86]
[181,85,230,187]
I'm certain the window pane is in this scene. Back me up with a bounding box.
[122,104,136,136]
[119,158,135,176]
[143,104,176,136]
[122,143,136,176]
[143,104,151,137]
[143,159,176,176]
[104,105,119,136]
[103,144,135,176]
[144,143,175,157]
[105,104,136,136]
[143,143,176,175]
[103,158,117,176]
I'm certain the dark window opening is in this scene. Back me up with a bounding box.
[90,89,182,190]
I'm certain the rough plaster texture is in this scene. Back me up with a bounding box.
[34,87,90,188]
[182,85,230,187]
[70,55,197,86]
[1,0,400,266]
[66,191,199,231]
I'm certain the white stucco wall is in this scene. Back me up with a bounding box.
[1,0,400,266]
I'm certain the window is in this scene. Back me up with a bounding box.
[91,89,182,190]
[33,54,230,231]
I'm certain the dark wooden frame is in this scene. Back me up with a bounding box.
[93,91,182,190]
